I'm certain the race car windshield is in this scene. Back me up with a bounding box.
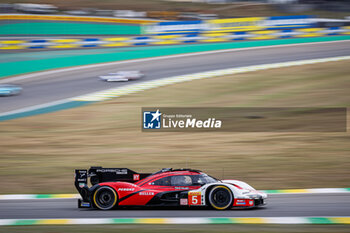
[194,174,218,185]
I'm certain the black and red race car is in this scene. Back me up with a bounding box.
[75,167,267,210]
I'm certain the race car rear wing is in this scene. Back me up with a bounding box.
[75,166,151,189]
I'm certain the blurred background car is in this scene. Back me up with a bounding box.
[99,71,144,82]
[0,84,22,97]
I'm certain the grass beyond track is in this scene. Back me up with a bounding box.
[0,60,349,194]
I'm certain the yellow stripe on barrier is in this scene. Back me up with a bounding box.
[153,35,182,39]
[136,218,168,224]
[252,30,276,34]
[102,38,131,46]
[51,39,80,43]
[296,33,324,38]
[37,219,70,225]
[201,33,229,37]
[0,40,26,44]
[199,38,230,42]
[101,42,132,47]
[250,30,279,40]
[296,28,325,37]
[49,44,79,49]
[298,28,324,32]
[102,37,131,42]
[50,39,80,48]
[151,40,179,45]
[0,40,26,50]
[0,45,26,49]
[235,218,267,224]
[251,35,279,40]
[342,27,350,35]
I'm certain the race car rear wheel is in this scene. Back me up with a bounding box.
[93,186,118,210]
[208,185,233,210]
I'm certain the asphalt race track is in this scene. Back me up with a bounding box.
[0,40,350,114]
[0,194,349,219]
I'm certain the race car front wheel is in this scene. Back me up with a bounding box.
[208,185,233,210]
[93,186,118,210]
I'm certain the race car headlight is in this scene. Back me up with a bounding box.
[241,189,252,194]
[245,194,260,199]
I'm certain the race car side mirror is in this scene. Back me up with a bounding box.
[193,182,204,186]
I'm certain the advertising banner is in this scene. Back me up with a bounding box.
[206,17,265,32]
[143,17,265,34]
[142,20,206,34]
[263,15,316,29]
[142,15,316,35]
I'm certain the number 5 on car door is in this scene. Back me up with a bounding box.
[188,192,202,205]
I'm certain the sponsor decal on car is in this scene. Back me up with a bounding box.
[118,188,135,191]
[81,202,91,208]
[133,174,140,181]
[96,168,128,174]
[234,199,255,206]
[188,191,202,206]
[139,192,154,196]
[175,187,189,190]
[180,198,188,205]
[236,199,246,205]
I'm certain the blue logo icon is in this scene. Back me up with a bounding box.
[143,109,162,129]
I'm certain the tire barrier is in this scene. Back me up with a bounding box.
[0,26,349,50]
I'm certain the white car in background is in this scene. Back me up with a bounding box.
[99,71,144,82]
[0,84,22,97]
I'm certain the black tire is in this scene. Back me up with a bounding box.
[93,186,118,210]
[208,185,233,210]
